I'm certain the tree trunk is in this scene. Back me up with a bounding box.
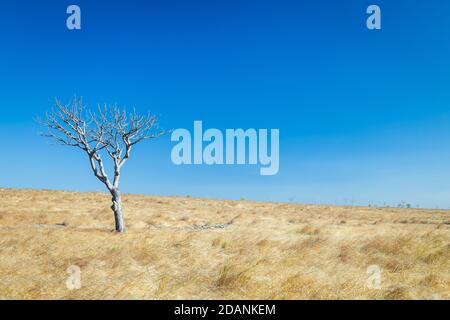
[111,188,125,232]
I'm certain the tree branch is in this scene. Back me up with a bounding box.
[39,97,166,192]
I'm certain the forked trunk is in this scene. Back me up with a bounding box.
[111,188,125,232]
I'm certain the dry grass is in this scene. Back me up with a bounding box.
[0,188,449,299]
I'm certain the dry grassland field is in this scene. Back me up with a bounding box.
[0,188,449,300]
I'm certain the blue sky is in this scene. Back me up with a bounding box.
[1,1,450,208]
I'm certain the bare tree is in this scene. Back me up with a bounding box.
[39,97,165,232]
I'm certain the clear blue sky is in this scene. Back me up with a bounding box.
[1,1,450,208]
